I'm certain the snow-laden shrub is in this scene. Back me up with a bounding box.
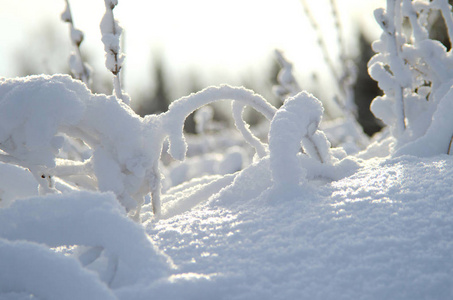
[0,75,293,217]
[0,71,355,221]
[368,0,453,156]
[0,75,159,219]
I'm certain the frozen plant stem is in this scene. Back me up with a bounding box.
[100,0,128,105]
[386,0,407,133]
[232,101,268,158]
[273,50,301,101]
[61,0,91,86]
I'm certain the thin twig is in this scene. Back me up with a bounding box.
[448,135,453,155]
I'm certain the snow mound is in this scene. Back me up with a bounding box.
[0,191,173,298]
[144,155,453,300]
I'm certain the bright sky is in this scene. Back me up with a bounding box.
[0,0,384,101]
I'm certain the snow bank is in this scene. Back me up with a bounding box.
[0,191,172,296]
[0,239,115,300]
[0,162,38,208]
[146,155,453,300]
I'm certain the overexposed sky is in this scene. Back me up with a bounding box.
[0,0,384,101]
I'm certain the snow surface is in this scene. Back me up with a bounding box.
[1,149,452,299]
[141,154,453,300]
[0,74,452,299]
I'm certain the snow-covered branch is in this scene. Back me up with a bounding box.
[231,101,268,158]
[61,0,92,86]
[162,85,277,162]
[273,49,301,102]
[100,0,129,105]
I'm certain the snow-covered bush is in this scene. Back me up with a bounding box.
[0,0,371,220]
[368,0,453,156]
[0,75,160,219]
[0,71,353,219]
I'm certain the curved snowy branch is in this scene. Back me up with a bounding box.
[231,101,268,158]
[161,85,277,161]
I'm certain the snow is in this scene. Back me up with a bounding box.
[0,75,86,167]
[1,1,453,299]
[141,154,453,300]
[0,238,116,300]
[1,77,452,299]
[396,82,453,156]
[2,134,452,299]
[0,192,172,291]
[0,162,38,208]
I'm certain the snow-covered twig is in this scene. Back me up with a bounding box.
[448,135,453,155]
[329,0,358,115]
[273,49,301,102]
[269,91,335,186]
[231,101,268,158]
[61,0,91,86]
[100,0,129,105]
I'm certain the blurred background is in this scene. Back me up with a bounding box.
[0,0,385,133]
